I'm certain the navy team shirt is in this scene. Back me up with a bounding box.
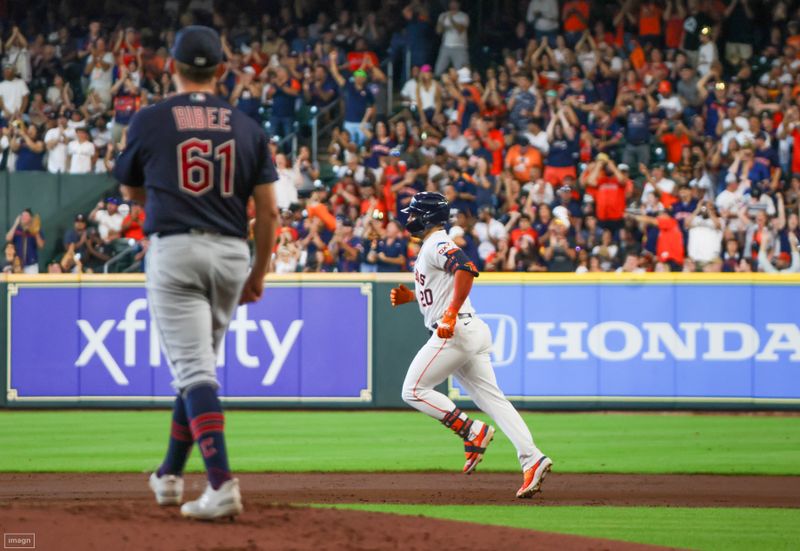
[376,237,406,272]
[113,92,277,238]
[340,78,374,123]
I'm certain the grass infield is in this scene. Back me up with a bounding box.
[328,504,800,551]
[0,410,798,474]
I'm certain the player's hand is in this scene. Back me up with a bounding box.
[390,284,414,307]
[239,272,265,304]
[436,308,458,339]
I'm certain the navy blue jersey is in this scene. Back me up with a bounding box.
[113,92,277,238]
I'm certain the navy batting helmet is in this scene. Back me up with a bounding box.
[402,192,449,236]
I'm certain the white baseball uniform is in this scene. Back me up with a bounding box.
[401,230,544,471]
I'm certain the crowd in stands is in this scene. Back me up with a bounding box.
[3,0,800,275]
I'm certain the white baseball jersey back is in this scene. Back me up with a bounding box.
[413,229,476,331]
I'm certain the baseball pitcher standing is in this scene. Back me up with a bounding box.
[391,192,552,498]
[113,26,279,519]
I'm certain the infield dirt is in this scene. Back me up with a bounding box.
[1,473,798,550]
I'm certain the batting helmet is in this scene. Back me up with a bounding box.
[402,191,450,236]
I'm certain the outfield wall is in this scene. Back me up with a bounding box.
[2,273,799,410]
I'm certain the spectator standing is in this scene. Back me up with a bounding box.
[681,0,713,67]
[329,220,362,272]
[561,0,590,47]
[586,156,628,232]
[434,1,470,75]
[110,67,142,145]
[415,65,442,126]
[230,67,262,123]
[544,108,579,185]
[44,113,71,173]
[66,127,96,174]
[541,218,576,271]
[273,153,302,210]
[329,51,374,147]
[10,121,44,171]
[696,26,718,76]
[723,0,755,67]
[508,72,537,131]
[0,64,30,120]
[685,199,724,270]
[266,66,300,141]
[526,0,559,46]
[3,26,30,82]
[621,94,657,173]
[505,135,542,184]
[84,38,114,106]
[5,209,44,274]
[441,120,468,156]
[633,0,664,48]
[303,65,337,107]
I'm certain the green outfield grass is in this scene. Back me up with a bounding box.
[329,504,800,551]
[0,410,798,474]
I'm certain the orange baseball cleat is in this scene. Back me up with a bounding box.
[516,455,553,498]
[463,421,495,474]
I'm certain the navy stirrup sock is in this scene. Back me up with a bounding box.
[184,384,232,490]
[157,394,193,477]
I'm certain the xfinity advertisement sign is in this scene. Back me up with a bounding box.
[7,284,371,402]
[463,283,800,402]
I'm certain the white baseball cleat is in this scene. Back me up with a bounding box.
[149,472,184,506]
[516,456,553,499]
[181,478,243,520]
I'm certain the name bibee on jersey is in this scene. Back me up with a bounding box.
[413,229,477,330]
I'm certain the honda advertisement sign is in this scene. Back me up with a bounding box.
[6,283,372,403]
[454,282,800,404]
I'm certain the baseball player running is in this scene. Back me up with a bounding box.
[391,192,552,498]
[114,26,279,519]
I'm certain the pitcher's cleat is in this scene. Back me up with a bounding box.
[181,478,243,520]
[517,456,553,498]
[463,422,495,474]
[149,472,184,506]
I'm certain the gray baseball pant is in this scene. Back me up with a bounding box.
[146,233,250,392]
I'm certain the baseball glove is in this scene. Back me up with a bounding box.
[29,214,41,235]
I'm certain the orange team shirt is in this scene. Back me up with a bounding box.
[593,176,627,221]
[639,3,662,37]
[661,133,690,164]
[382,163,407,215]
[485,128,505,175]
[656,215,684,265]
[665,15,684,49]
[562,1,589,33]
[788,35,800,57]
[360,196,388,218]
[629,45,646,70]
[510,227,538,248]
[792,128,800,175]
[506,145,543,183]
[122,212,146,241]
